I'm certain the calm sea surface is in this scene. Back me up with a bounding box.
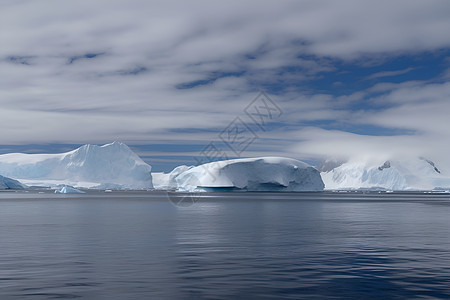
[1,191,449,299]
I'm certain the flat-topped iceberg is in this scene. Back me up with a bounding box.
[173,157,324,192]
[0,142,152,189]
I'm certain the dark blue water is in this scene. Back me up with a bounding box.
[1,191,450,299]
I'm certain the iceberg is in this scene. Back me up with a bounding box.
[55,186,85,194]
[321,157,450,191]
[152,172,170,190]
[152,165,193,190]
[0,175,27,190]
[0,142,152,189]
[149,172,170,190]
[172,157,324,192]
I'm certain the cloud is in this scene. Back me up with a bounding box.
[288,80,450,172]
[366,67,415,80]
[1,0,450,169]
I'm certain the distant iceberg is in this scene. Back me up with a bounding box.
[0,175,27,190]
[321,157,450,191]
[0,142,153,189]
[55,186,85,194]
[171,157,324,192]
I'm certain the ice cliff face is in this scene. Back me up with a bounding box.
[321,157,450,190]
[0,175,27,190]
[172,157,324,192]
[0,142,152,189]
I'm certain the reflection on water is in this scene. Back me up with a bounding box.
[0,191,449,299]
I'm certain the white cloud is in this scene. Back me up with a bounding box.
[1,0,450,169]
[366,67,415,80]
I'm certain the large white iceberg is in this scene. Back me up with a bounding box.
[172,157,324,192]
[0,175,27,190]
[0,142,152,189]
[321,157,450,191]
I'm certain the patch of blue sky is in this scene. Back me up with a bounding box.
[175,71,245,89]
[67,52,105,64]
[6,55,33,65]
[308,50,450,96]
[0,144,81,155]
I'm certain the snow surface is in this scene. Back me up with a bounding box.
[152,165,194,190]
[321,157,450,191]
[55,186,85,194]
[172,157,324,192]
[0,142,152,189]
[0,175,27,190]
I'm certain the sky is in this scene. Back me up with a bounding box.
[1,0,450,172]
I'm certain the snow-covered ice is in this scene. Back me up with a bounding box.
[0,142,153,189]
[153,166,194,190]
[321,157,450,191]
[149,172,170,190]
[5,140,449,192]
[152,172,170,190]
[172,157,324,192]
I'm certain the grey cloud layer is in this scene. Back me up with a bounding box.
[1,0,450,166]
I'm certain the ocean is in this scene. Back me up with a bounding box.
[1,190,449,299]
